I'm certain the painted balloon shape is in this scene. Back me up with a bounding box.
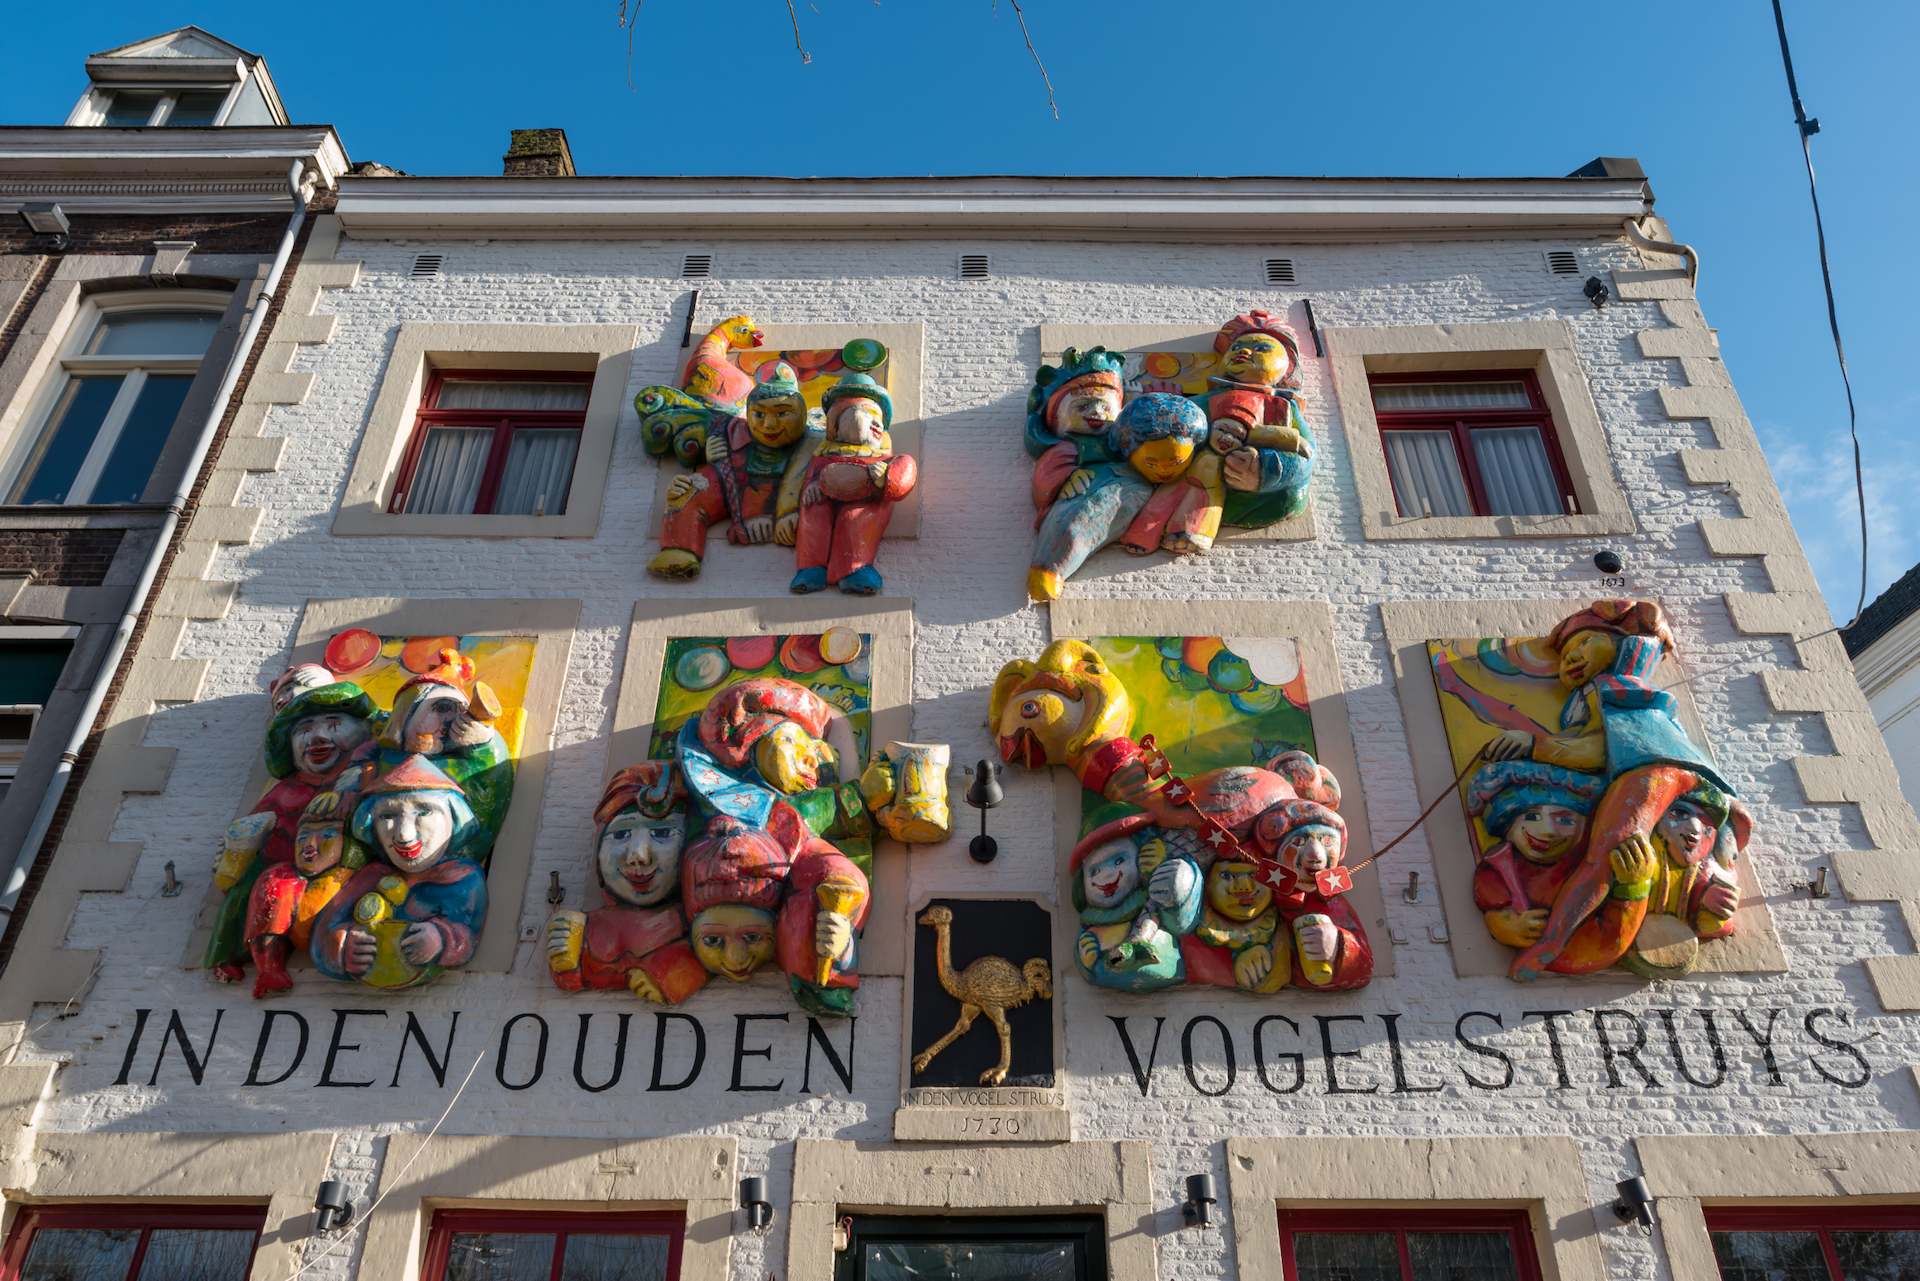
[819,627,863,665]
[324,628,382,676]
[727,637,779,672]
[675,646,731,691]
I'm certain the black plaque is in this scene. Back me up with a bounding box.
[909,898,1055,1089]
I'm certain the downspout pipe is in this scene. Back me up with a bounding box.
[1623,217,1699,292]
[0,157,315,920]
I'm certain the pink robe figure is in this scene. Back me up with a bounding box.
[556,902,708,1003]
[795,450,917,584]
[776,842,871,992]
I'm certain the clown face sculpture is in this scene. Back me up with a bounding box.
[289,708,373,779]
[598,809,687,908]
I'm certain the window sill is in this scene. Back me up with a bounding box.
[332,507,597,539]
[1363,509,1634,540]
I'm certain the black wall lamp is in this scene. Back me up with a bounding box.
[1584,275,1610,309]
[312,1180,353,1232]
[739,1176,774,1229]
[18,203,70,251]
[1612,1176,1654,1235]
[965,759,1004,864]
[1182,1174,1216,1228]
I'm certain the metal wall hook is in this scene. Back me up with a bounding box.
[160,861,180,897]
[547,870,564,905]
[1403,871,1422,904]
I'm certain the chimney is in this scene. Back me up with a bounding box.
[503,129,576,178]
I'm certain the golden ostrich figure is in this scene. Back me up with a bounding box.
[912,906,1053,1086]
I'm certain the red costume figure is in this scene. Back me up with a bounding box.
[791,373,916,596]
[244,788,366,997]
[649,362,813,580]
[205,679,379,983]
[548,763,707,1003]
[1249,799,1373,990]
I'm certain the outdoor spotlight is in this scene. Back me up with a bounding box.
[1584,275,1610,309]
[1612,1176,1654,1234]
[965,759,1005,864]
[739,1176,774,1230]
[1182,1173,1217,1228]
[17,203,69,250]
[1593,549,1623,575]
[312,1180,353,1232]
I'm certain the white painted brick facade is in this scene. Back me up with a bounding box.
[10,226,1911,1281]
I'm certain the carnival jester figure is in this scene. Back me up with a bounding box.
[372,647,514,861]
[311,755,489,988]
[206,674,379,984]
[1028,393,1208,602]
[648,361,814,581]
[1464,760,1607,950]
[1137,311,1316,551]
[1025,346,1126,516]
[1479,600,1744,980]
[1068,820,1204,993]
[791,372,917,596]
[241,788,368,997]
[673,677,874,1015]
[547,762,708,1004]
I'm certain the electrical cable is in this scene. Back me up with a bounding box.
[1771,0,1868,628]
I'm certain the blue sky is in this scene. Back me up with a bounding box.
[8,1,1912,624]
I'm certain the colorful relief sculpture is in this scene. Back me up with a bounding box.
[912,905,1053,1086]
[312,755,489,988]
[648,362,813,580]
[680,315,765,412]
[1432,598,1751,980]
[860,741,953,843]
[992,638,1373,992]
[791,373,916,596]
[211,634,532,995]
[548,763,708,1003]
[1021,313,1317,600]
[1028,392,1207,601]
[371,647,515,862]
[205,675,380,993]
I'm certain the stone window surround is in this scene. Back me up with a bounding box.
[183,595,580,975]
[645,322,926,543]
[1325,319,1636,541]
[334,322,640,539]
[1046,597,1396,978]
[362,1134,738,1281]
[1636,1131,1920,1279]
[1035,322,1315,545]
[1379,596,1785,979]
[1226,1135,1608,1281]
[608,596,915,977]
[788,1138,1154,1279]
[2,1129,338,1281]
[0,266,268,510]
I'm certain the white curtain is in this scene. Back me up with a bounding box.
[1383,430,1473,517]
[1372,381,1529,411]
[405,427,492,514]
[1471,426,1562,516]
[494,429,579,515]
[437,382,590,411]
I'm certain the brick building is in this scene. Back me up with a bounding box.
[0,28,1913,1281]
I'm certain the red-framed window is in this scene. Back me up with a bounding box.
[1369,369,1577,520]
[1280,1207,1543,1281]
[1705,1204,1920,1279]
[389,370,593,517]
[0,1204,266,1281]
[421,1208,685,1281]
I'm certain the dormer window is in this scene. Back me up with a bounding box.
[69,27,288,129]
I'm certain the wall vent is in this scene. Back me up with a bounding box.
[1544,249,1579,275]
[682,253,713,279]
[958,253,991,280]
[409,253,444,279]
[1264,258,1296,284]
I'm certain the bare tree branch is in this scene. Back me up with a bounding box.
[786,0,814,64]
[616,0,640,91]
[1005,0,1058,119]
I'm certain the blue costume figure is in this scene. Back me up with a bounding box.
[1028,392,1208,601]
[311,755,488,989]
[370,647,515,864]
[1067,817,1205,993]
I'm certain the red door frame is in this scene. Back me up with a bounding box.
[1278,1206,1544,1281]
[389,369,593,515]
[1703,1203,1920,1280]
[0,1204,267,1281]
[1368,368,1576,518]
[419,1207,686,1281]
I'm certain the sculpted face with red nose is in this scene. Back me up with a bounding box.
[996,689,1079,770]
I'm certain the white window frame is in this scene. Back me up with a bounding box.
[69,81,243,127]
[0,291,229,508]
